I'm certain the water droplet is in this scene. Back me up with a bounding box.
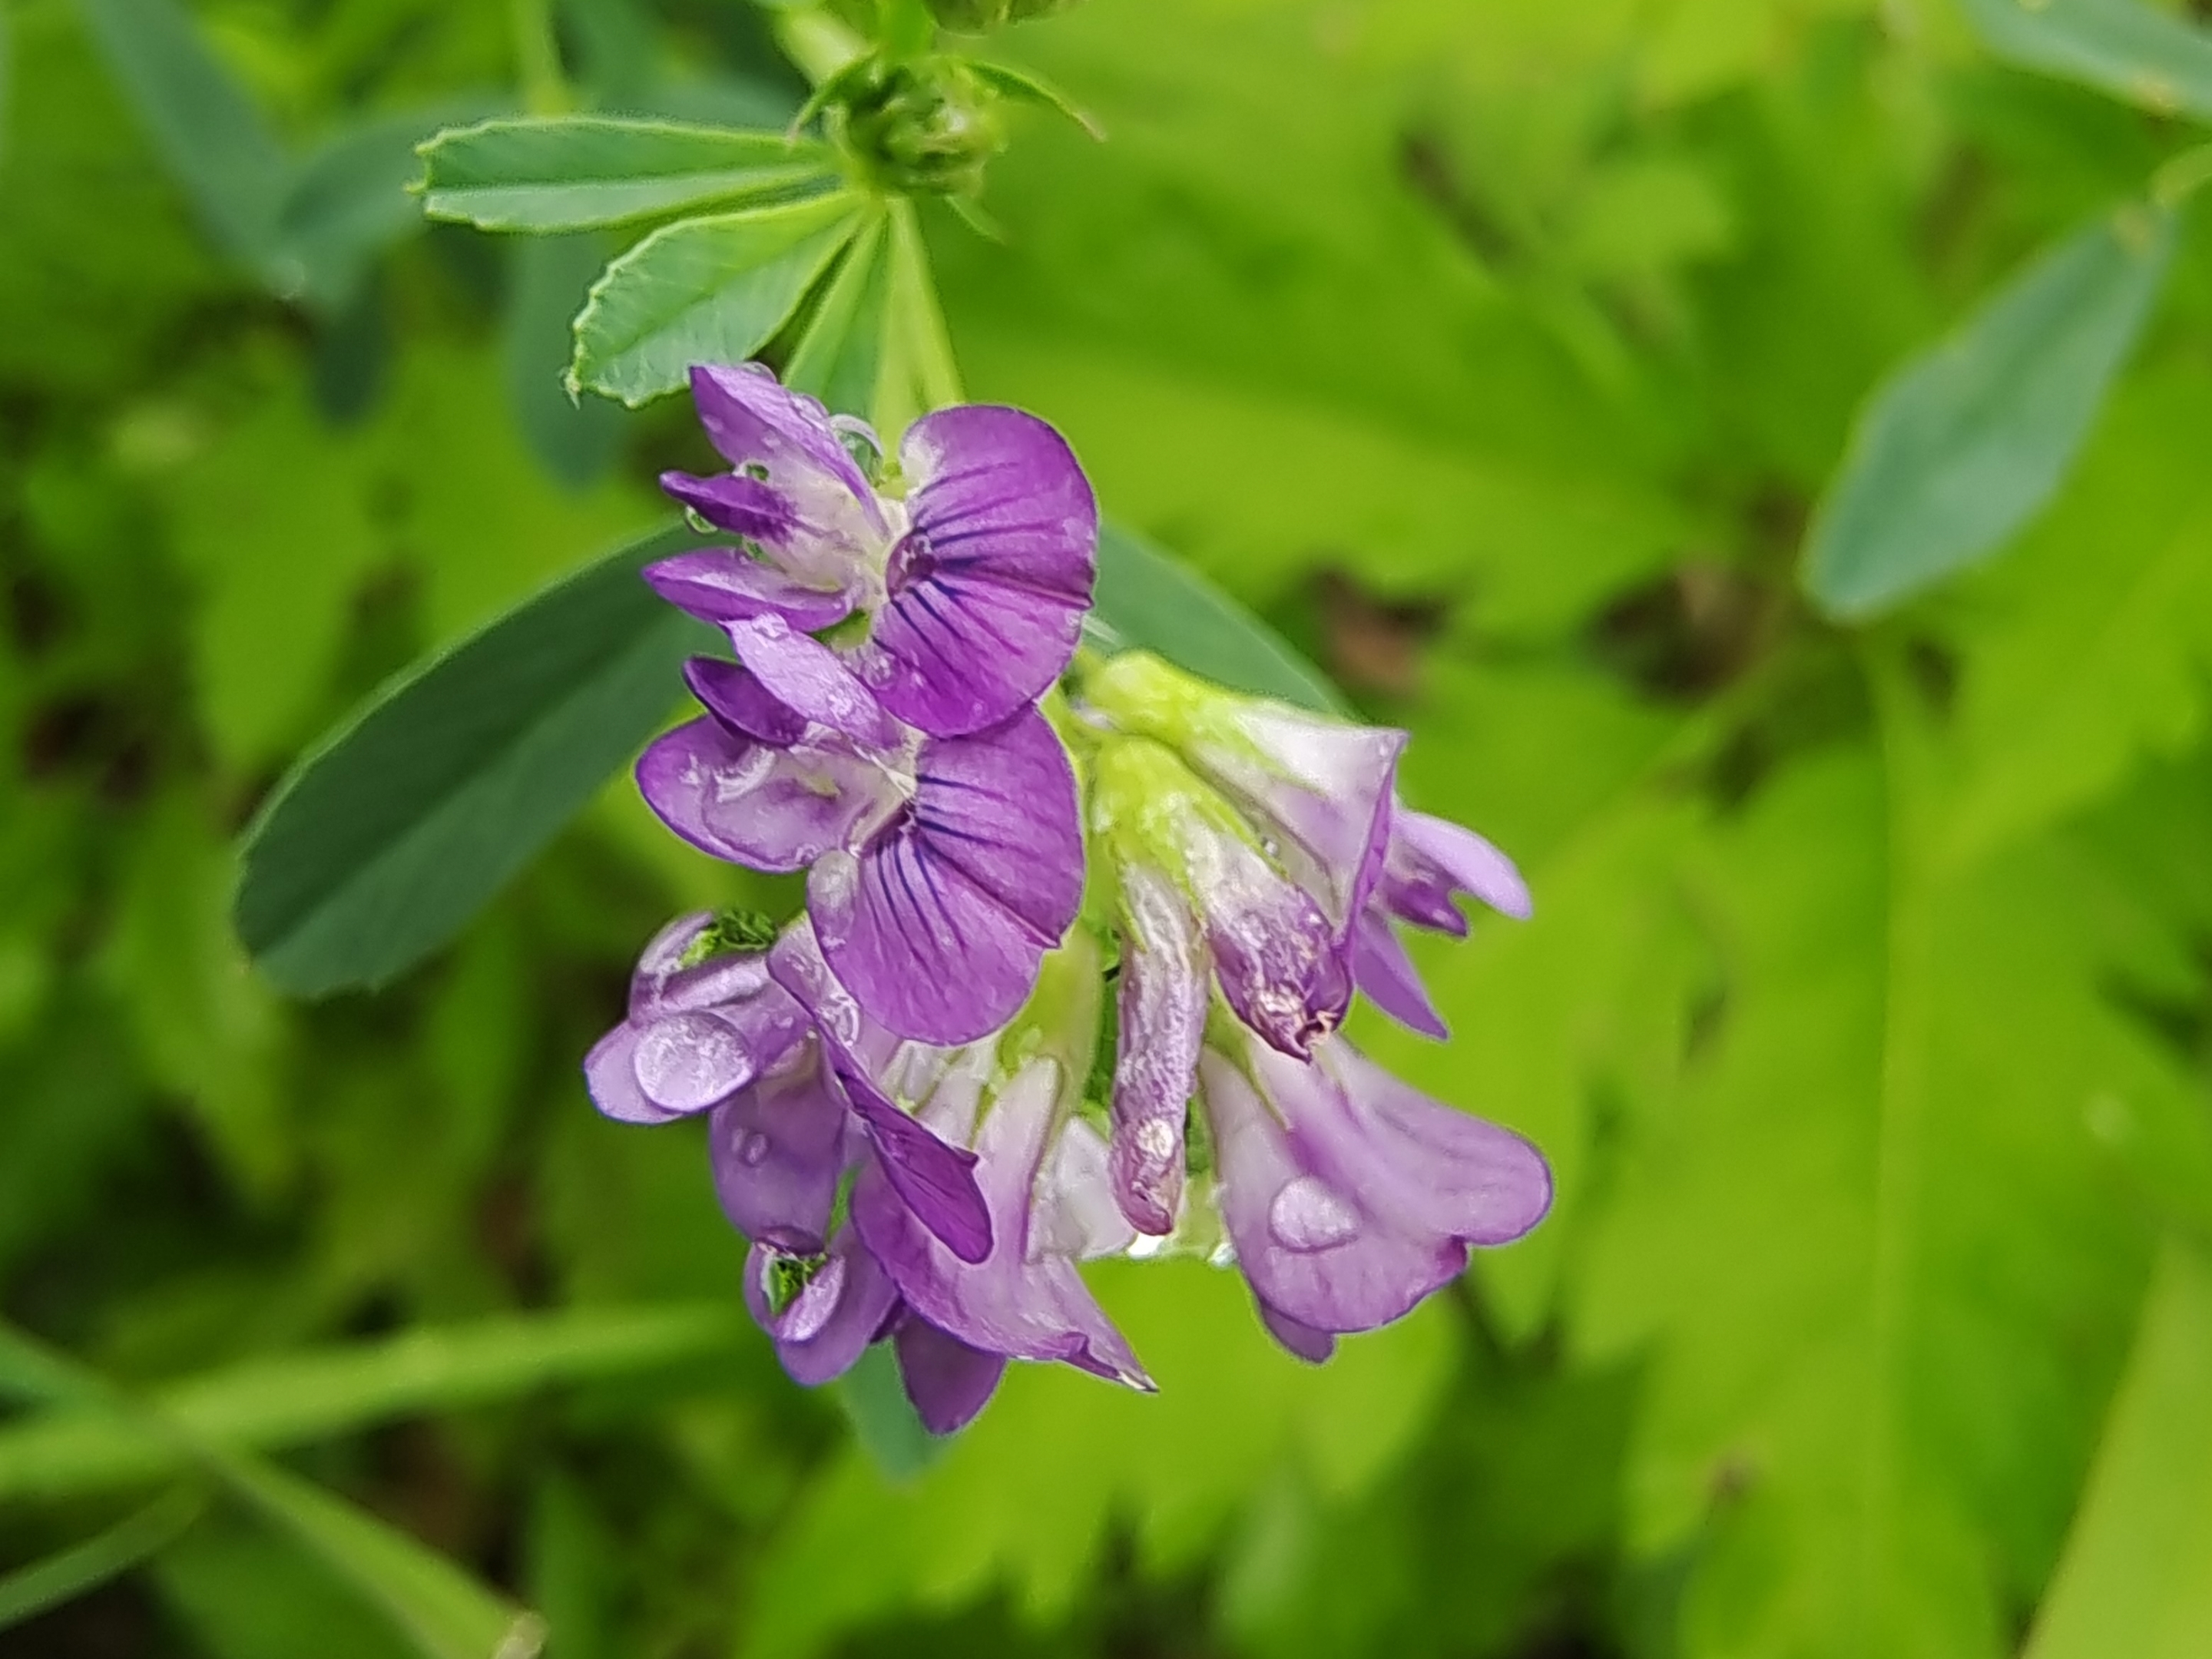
[633,1012,750,1112]
[738,1131,771,1167]
[1268,1175,1359,1252]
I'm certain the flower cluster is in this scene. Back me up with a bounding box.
[587,365,1550,1432]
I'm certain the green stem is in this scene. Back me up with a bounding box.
[890,198,965,409]
[508,0,568,115]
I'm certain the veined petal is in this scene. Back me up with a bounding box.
[637,717,896,872]
[710,1045,851,1254]
[657,471,795,544]
[1109,865,1205,1234]
[1351,910,1448,1041]
[853,1059,1153,1388]
[724,614,899,750]
[743,1230,896,1387]
[810,711,1080,1045]
[1383,807,1533,931]
[849,406,1097,737]
[643,548,856,633]
[895,1317,1007,1435]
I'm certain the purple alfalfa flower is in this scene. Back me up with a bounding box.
[1194,1020,1551,1361]
[582,911,993,1266]
[637,700,1085,1049]
[1347,804,1534,1041]
[652,363,1098,740]
[743,936,1152,1432]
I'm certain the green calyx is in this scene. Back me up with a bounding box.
[833,56,1006,197]
[677,906,780,968]
[1088,733,1259,884]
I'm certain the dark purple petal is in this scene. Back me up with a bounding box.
[637,717,897,873]
[688,363,881,525]
[1109,866,1205,1234]
[1199,834,1349,1058]
[1351,910,1448,1041]
[724,614,899,750]
[684,657,808,747]
[658,471,796,543]
[710,1046,851,1253]
[1256,1299,1337,1364]
[853,1061,1153,1388]
[895,1317,1007,1434]
[643,549,856,632]
[837,1059,992,1266]
[743,1230,897,1386]
[846,406,1097,737]
[1384,808,1532,929]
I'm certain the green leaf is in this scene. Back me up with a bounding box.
[416,116,835,232]
[1803,204,2174,620]
[215,1455,545,1659]
[568,194,863,405]
[781,211,891,420]
[1090,522,1346,715]
[233,522,718,997]
[1960,0,2212,123]
[280,103,497,309]
[0,1488,202,1631]
[75,0,292,283]
[2025,1240,2212,1659]
[0,1303,743,1501]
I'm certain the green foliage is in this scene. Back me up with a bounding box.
[1803,203,2174,618]
[13,0,2212,1657]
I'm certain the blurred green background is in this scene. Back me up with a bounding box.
[11,0,2212,1654]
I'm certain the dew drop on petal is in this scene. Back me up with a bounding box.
[738,1131,771,1167]
[1268,1175,1361,1252]
[631,1012,750,1112]
[773,1253,847,1344]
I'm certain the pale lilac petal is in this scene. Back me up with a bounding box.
[583,1024,658,1123]
[1386,808,1532,928]
[1200,1045,1464,1336]
[684,657,807,747]
[585,995,803,1124]
[1109,865,1205,1234]
[637,717,897,873]
[688,363,881,524]
[724,614,899,750]
[895,1317,1007,1435]
[624,911,717,1015]
[743,1230,896,1386]
[848,406,1097,737]
[1351,911,1448,1041]
[643,549,855,632]
[853,1061,1153,1388]
[1195,706,1403,935]
[710,1046,851,1253]
[1257,1299,1337,1364]
[1032,1118,1138,1261]
[807,715,1081,1046]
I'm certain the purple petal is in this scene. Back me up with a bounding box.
[584,994,802,1124]
[1109,866,1205,1234]
[895,1317,1007,1435]
[658,471,796,544]
[1256,1299,1337,1364]
[625,911,717,1015]
[1033,1118,1138,1261]
[907,709,1083,941]
[685,656,808,747]
[853,1061,1154,1389]
[710,1046,852,1253]
[1351,910,1449,1040]
[688,364,882,526]
[1200,1045,1465,1336]
[837,1060,993,1266]
[724,614,899,750]
[643,548,856,633]
[1198,833,1349,1058]
[637,717,898,873]
[743,1230,896,1386]
[846,406,1097,737]
[1385,808,1533,929]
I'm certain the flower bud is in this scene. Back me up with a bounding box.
[835,58,1005,197]
[926,0,1084,33]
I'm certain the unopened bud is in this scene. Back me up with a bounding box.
[835,58,1005,196]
